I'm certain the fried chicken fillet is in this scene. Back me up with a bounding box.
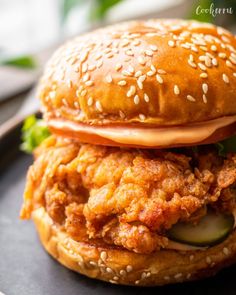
[21,136,236,254]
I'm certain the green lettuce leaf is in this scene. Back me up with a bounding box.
[21,115,50,153]
[215,135,236,156]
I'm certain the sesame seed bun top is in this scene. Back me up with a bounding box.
[38,19,236,147]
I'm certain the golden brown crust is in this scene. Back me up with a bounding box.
[33,207,236,286]
[39,19,236,130]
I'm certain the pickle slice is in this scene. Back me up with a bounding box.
[168,211,234,247]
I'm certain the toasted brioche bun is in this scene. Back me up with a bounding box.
[38,19,236,147]
[33,207,236,286]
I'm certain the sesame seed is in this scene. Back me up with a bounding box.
[104,48,111,54]
[138,56,146,65]
[229,56,236,65]
[212,58,218,66]
[200,73,208,78]
[222,35,230,43]
[96,60,103,68]
[122,70,133,76]
[128,65,135,73]
[200,46,207,51]
[233,73,236,77]
[135,70,142,77]
[89,261,97,266]
[190,255,194,261]
[126,49,134,56]
[120,39,130,47]
[78,261,84,268]
[150,64,156,73]
[95,101,102,111]
[174,85,180,95]
[85,80,93,86]
[206,256,212,264]
[202,83,208,94]
[88,64,96,71]
[145,49,153,56]
[106,53,113,58]
[134,95,140,105]
[223,247,230,256]
[221,43,226,49]
[168,40,175,47]
[118,80,127,86]
[115,63,122,71]
[181,44,190,49]
[49,91,56,99]
[87,97,93,106]
[139,114,146,121]
[174,273,183,279]
[106,74,113,83]
[82,63,88,73]
[67,80,72,88]
[146,272,151,277]
[157,69,166,74]
[62,98,68,106]
[222,73,229,83]
[206,52,215,59]
[186,273,191,279]
[147,71,155,76]
[199,56,206,62]
[75,90,80,98]
[188,60,197,68]
[189,54,194,62]
[127,85,136,97]
[138,75,146,83]
[109,280,118,284]
[164,276,170,281]
[191,46,198,53]
[83,73,90,82]
[226,60,233,68]
[150,45,158,51]
[137,80,143,90]
[113,276,119,281]
[135,280,140,285]
[211,45,217,52]
[198,63,207,71]
[187,95,196,102]
[95,53,102,60]
[81,90,87,97]
[133,40,141,46]
[100,251,107,261]
[205,56,212,67]
[144,93,150,102]
[126,265,133,272]
[141,272,147,279]
[69,57,77,65]
[219,52,227,59]
[119,111,125,119]
[120,270,126,276]
[231,53,236,59]
[74,101,79,108]
[203,94,207,103]
[80,51,88,62]
[156,74,163,84]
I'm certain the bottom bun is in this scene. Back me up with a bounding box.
[33,207,236,286]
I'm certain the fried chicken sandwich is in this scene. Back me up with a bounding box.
[21,19,236,286]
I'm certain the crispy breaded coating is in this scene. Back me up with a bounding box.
[21,137,236,253]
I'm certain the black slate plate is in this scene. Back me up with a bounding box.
[1,120,236,295]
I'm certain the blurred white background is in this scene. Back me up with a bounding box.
[0,0,190,57]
